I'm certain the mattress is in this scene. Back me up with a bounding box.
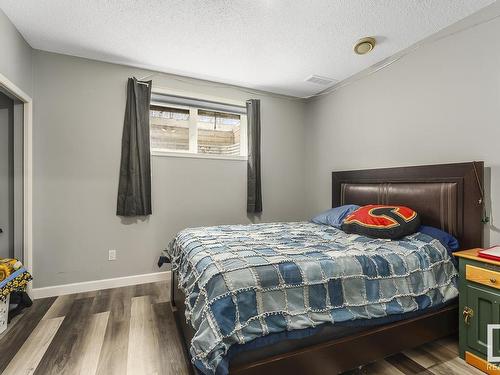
[225,298,456,372]
[165,222,459,375]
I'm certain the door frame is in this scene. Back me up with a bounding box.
[0,73,33,285]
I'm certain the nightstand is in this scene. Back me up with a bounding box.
[455,249,500,374]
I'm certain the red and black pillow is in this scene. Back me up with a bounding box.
[341,205,420,239]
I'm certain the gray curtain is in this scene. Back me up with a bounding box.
[246,99,262,213]
[117,78,152,216]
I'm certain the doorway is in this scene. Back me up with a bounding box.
[0,73,32,276]
[0,92,14,259]
[0,91,23,262]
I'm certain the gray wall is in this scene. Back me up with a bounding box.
[32,51,306,288]
[0,9,33,96]
[0,92,13,258]
[304,7,500,247]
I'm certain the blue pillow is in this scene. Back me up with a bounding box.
[312,205,360,228]
[418,225,459,253]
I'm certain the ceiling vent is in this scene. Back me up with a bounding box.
[305,75,337,86]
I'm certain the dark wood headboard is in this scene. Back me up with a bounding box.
[332,162,484,249]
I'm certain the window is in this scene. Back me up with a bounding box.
[197,110,241,156]
[150,97,247,160]
[150,106,189,151]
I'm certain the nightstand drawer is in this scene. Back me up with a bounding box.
[466,265,500,290]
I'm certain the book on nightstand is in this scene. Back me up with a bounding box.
[477,246,500,261]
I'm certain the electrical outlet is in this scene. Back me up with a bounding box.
[108,249,117,261]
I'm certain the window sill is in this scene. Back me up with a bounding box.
[151,150,248,161]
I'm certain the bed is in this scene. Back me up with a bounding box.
[168,161,484,375]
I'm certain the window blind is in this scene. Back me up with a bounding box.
[151,93,247,115]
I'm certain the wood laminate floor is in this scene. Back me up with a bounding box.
[0,281,481,375]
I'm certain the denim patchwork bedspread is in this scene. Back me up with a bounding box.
[166,222,458,374]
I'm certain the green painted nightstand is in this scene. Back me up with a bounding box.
[455,249,500,374]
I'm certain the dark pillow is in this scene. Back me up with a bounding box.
[418,225,459,254]
[341,205,421,239]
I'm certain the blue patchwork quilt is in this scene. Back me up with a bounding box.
[166,222,458,374]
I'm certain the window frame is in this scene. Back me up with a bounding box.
[150,90,248,161]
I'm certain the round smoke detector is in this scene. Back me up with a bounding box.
[354,37,376,55]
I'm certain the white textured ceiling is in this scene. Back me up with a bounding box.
[0,0,494,97]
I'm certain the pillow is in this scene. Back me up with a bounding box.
[341,204,420,239]
[418,225,459,253]
[311,205,360,228]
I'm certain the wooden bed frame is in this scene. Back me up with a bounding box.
[171,161,484,374]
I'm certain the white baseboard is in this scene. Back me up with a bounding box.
[31,271,171,299]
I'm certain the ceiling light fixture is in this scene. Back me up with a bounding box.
[354,37,376,55]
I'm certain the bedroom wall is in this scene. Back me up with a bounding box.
[304,4,500,247]
[0,9,33,96]
[32,50,306,288]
